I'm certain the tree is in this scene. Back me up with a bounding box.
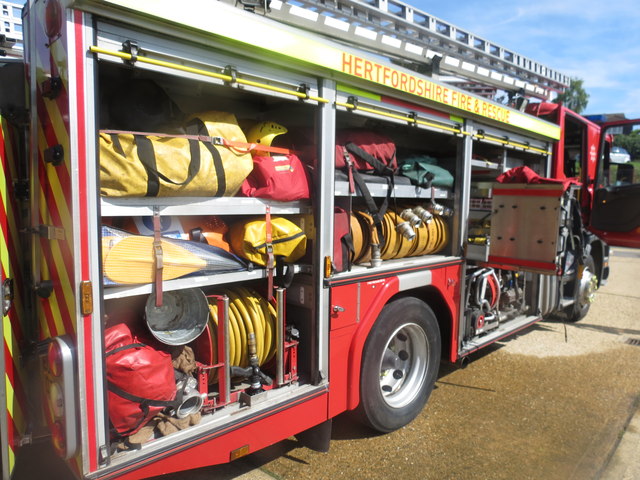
[553,77,589,113]
[614,130,640,160]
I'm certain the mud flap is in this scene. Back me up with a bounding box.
[294,418,332,453]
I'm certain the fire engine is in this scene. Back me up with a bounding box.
[1,0,638,479]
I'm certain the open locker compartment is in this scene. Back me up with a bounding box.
[331,95,460,275]
[93,31,326,465]
[461,128,561,352]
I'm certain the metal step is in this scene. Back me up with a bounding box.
[232,0,569,99]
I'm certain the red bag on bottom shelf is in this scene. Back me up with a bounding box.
[240,154,311,202]
[105,324,178,436]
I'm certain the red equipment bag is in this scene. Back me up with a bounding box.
[333,207,353,273]
[334,129,397,171]
[240,154,311,202]
[105,324,178,436]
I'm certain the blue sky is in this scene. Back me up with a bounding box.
[9,0,638,117]
[411,0,640,118]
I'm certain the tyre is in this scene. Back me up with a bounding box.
[356,297,441,433]
[565,254,598,322]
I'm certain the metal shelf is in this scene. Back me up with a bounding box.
[471,159,501,170]
[100,196,312,217]
[103,264,310,299]
[334,181,451,199]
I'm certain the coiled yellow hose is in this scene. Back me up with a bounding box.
[207,287,277,383]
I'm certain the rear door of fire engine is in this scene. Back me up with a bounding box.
[590,119,640,248]
[0,58,28,480]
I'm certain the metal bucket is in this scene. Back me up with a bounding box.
[145,288,209,345]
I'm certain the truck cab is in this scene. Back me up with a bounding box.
[527,102,640,248]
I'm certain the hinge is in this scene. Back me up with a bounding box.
[13,179,29,200]
[36,225,65,240]
[41,76,63,100]
[44,144,64,166]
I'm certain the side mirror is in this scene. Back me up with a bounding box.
[616,163,634,184]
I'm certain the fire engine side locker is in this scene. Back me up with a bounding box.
[457,120,562,357]
[85,9,336,479]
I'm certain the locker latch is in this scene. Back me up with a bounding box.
[1,278,13,316]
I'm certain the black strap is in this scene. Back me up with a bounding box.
[107,381,181,409]
[134,135,202,197]
[110,134,125,157]
[106,342,147,357]
[186,119,226,196]
[135,136,159,197]
[201,142,226,196]
[342,230,355,271]
[344,142,396,176]
[349,165,389,250]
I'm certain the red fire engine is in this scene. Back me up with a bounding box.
[1,0,638,479]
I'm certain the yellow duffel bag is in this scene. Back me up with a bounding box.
[100,111,253,197]
[229,217,307,266]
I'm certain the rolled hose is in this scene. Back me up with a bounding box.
[206,286,277,383]
[350,206,450,263]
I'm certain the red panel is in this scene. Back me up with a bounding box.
[493,188,562,197]
[488,255,557,273]
[97,392,329,480]
[329,283,358,330]
[444,265,462,363]
[72,9,99,473]
[345,277,399,411]
[328,325,358,417]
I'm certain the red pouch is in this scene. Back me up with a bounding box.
[334,129,397,171]
[240,154,311,201]
[105,324,177,436]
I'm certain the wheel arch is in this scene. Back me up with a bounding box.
[345,282,453,411]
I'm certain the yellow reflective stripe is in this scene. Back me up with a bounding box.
[336,100,464,135]
[89,46,329,104]
[475,133,551,155]
[415,118,467,135]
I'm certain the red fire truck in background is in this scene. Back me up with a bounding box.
[1,0,638,479]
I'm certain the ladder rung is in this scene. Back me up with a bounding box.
[245,0,569,98]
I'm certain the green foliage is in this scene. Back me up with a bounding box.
[614,130,640,159]
[554,77,589,113]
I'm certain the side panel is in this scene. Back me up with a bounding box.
[28,1,100,476]
[0,116,28,480]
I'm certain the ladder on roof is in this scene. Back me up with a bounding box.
[0,35,21,59]
[233,0,569,100]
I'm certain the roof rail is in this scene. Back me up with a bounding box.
[236,0,569,99]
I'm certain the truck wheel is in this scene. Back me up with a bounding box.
[566,254,598,322]
[356,297,440,433]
